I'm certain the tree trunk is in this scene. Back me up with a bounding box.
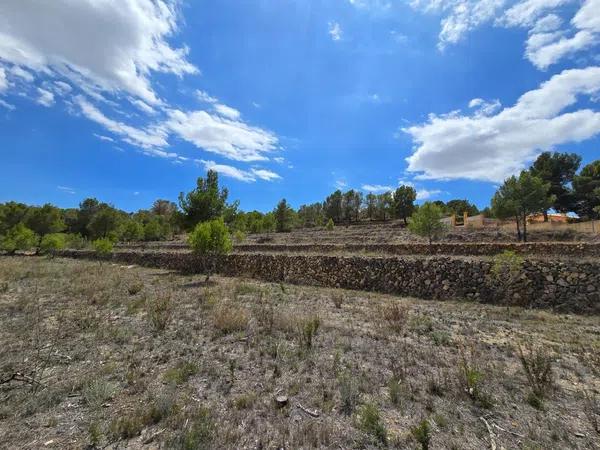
[543,210,548,222]
[403,217,408,225]
[522,213,528,243]
[515,215,522,241]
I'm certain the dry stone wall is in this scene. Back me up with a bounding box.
[59,250,600,314]
[116,242,600,257]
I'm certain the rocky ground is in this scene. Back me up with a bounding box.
[1,257,599,449]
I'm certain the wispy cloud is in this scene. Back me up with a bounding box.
[57,185,76,195]
[328,21,343,41]
[361,184,393,193]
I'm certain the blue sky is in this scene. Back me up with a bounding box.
[1,0,599,212]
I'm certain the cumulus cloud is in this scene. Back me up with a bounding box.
[404,66,600,182]
[328,22,343,41]
[36,88,55,107]
[361,184,393,193]
[416,188,442,200]
[166,109,278,162]
[0,0,197,104]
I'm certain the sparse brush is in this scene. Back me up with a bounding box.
[381,301,409,333]
[518,342,554,404]
[388,376,403,406]
[411,419,431,450]
[146,293,173,333]
[127,282,143,295]
[163,361,199,385]
[458,343,493,408]
[299,315,320,350]
[212,303,249,334]
[169,407,215,449]
[83,379,116,409]
[338,371,360,416]
[332,294,344,309]
[356,403,387,446]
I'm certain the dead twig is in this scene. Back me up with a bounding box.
[480,416,497,450]
[297,402,320,418]
[0,372,45,387]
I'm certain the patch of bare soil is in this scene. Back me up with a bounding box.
[0,257,599,449]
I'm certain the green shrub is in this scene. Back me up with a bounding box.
[0,224,37,254]
[188,218,232,282]
[39,233,66,255]
[408,202,446,244]
[120,220,144,242]
[233,229,246,244]
[65,233,87,249]
[299,316,320,351]
[326,218,335,231]
[92,238,113,257]
[356,403,387,445]
[411,419,431,450]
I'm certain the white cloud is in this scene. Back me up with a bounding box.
[468,97,501,116]
[328,22,343,41]
[93,133,115,142]
[214,103,241,120]
[130,98,156,115]
[196,90,218,104]
[334,179,348,190]
[404,66,600,182]
[526,29,598,69]
[251,168,282,181]
[499,0,571,28]
[411,0,599,67]
[166,109,278,162]
[198,159,256,183]
[572,0,600,32]
[57,185,76,194]
[0,99,15,110]
[76,95,170,151]
[410,0,507,49]
[36,88,55,107]
[361,184,393,193]
[416,188,442,200]
[53,81,72,95]
[0,0,197,104]
[0,67,8,92]
[10,65,34,82]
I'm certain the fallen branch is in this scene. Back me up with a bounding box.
[0,372,44,387]
[480,416,497,450]
[297,402,320,418]
[492,422,525,438]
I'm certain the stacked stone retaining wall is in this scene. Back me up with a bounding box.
[59,250,600,314]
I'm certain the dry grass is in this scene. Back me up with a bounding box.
[0,256,599,449]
